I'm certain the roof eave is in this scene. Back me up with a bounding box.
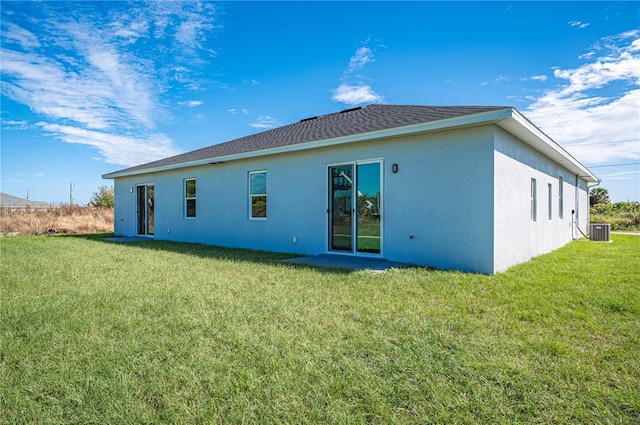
[103,107,596,183]
[102,108,514,179]
[497,110,599,183]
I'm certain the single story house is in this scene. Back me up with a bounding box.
[0,193,50,210]
[103,104,598,274]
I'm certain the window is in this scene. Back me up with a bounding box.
[185,178,196,218]
[249,171,267,219]
[548,183,553,220]
[558,176,564,219]
[531,178,537,222]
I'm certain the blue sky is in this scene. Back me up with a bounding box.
[1,1,639,204]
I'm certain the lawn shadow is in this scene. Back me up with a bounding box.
[72,233,359,275]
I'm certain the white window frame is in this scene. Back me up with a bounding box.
[531,178,537,222]
[185,178,196,218]
[548,183,553,220]
[249,170,267,220]
[326,159,384,258]
[558,176,564,219]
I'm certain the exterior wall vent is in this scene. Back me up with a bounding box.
[589,223,611,242]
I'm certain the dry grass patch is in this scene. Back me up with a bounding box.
[0,205,113,236]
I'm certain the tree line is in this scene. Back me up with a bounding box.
[589,188,639,231]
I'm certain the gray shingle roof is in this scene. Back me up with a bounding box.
[106,104,507,176]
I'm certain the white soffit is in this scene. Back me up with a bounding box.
[497,110,598,183]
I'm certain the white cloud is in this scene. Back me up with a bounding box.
[110,17,149,44]
[1,119,29,130]
[348,47,374,73]
[1,46,157,131]
[2,23,40,49]
[579,51,596,60]
[0,2,218,166]
[599,170,640,181]
[179,100,203,107]
[37,122,182,167]
[332,84,384,105]
[526,30,640,166]
[249,115,280,129]
[569,20,590,29]
[492,74,547,85]
[333,39,384,106]
[228,108,250,115]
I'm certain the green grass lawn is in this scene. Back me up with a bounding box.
[1,234,638,424]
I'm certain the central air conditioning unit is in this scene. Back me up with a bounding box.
[589,223,611,242]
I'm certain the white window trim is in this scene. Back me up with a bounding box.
[531,178,537,222]
[548,183,553,220]
[185,178,196,219]
[249,170,267,220]
[558,176,564,219]
[326,158,384,258]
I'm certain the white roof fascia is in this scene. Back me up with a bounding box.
[103,108,514,179]
[497,109,598,183]
[106,107,598,182]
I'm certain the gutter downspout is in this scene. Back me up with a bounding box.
[586,178,602,231]
[574,173,601,240]
[574,175,579,240]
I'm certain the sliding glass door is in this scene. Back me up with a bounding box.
[330,165,354,252]
[355,162,381,254]
[136,184,154,236]
[329,161,382,255]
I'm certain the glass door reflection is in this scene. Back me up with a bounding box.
[356,163,380,254]
[329,165,353,252]
[329,161,382,255]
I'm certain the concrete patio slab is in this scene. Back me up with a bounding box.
[104,236,152,243]
[282,254,410,271]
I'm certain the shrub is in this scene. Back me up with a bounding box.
[90,185,114,208]
[591,201,640,231]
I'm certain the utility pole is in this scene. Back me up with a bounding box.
[69,182,73,205]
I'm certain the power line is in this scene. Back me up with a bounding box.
[566,138,640,147]
[587,162,640,168]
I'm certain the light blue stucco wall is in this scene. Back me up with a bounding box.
[113,175,151,237]
[113,125,497,273]
[382,126,495,273]
[493,127,589,272]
